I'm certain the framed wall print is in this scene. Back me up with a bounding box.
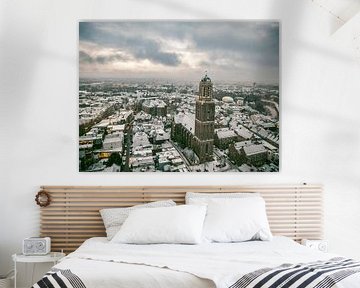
[79,21,279,172]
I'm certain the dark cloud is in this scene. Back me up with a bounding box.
[79,21,279,83]
[179,22,279,68]
[79,50,128,64]
[132,40,180,66]
[79,22,181,66]
[79,51,93,63]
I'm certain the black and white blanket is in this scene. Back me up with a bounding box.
[230,258,360,288]
[32,268,86,288]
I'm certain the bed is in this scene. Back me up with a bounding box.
[33,236,360,288]
[33,185,360,288]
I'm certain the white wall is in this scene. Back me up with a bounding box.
[1,0,360,285]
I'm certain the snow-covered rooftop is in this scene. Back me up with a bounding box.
[174,113,195,134]
[216,128,237,139]
[243,144,267,156]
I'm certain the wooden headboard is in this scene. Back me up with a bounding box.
[39,184,323,253]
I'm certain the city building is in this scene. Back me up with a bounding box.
[229,141,268,167]
[171,74,215,163]
[235,127,253,141]
[142,99,167,117]
[154,129,170,144]
[193,74,215,162]
[172,113,195,149]
[102,133,124,151]
[214,128,238,149]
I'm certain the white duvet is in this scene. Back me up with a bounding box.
[54,237,360,288]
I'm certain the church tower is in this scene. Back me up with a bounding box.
[194,73,215,163]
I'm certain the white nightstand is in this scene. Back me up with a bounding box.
[12,252,65,288]
[301,239,328,252]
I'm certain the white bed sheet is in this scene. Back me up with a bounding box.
[55,258,214,288]
[54,236,360,288]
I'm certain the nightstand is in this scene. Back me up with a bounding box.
[301,239,328,252]
[12,252,65,288]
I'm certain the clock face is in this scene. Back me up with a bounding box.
[36,241,45,250]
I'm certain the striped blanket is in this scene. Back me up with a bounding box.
[32,268,86,288]
[230,258,360,288]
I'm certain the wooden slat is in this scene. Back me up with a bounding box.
[39,184,323,253]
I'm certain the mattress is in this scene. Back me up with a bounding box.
[34,236,360,288]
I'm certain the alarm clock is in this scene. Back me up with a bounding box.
[23,237,51,255]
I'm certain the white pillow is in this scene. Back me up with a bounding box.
[186,192,259,205]
[111,205,207,244]
[202,197,272,243]
[100,200,176,240]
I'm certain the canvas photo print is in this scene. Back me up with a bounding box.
[79,21,279,172]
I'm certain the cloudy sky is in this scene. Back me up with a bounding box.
[79,21,279,84]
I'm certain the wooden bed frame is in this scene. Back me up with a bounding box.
[39,184,323,253]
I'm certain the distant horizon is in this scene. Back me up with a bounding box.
[79,21,279,84]
[79,76,279,87]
